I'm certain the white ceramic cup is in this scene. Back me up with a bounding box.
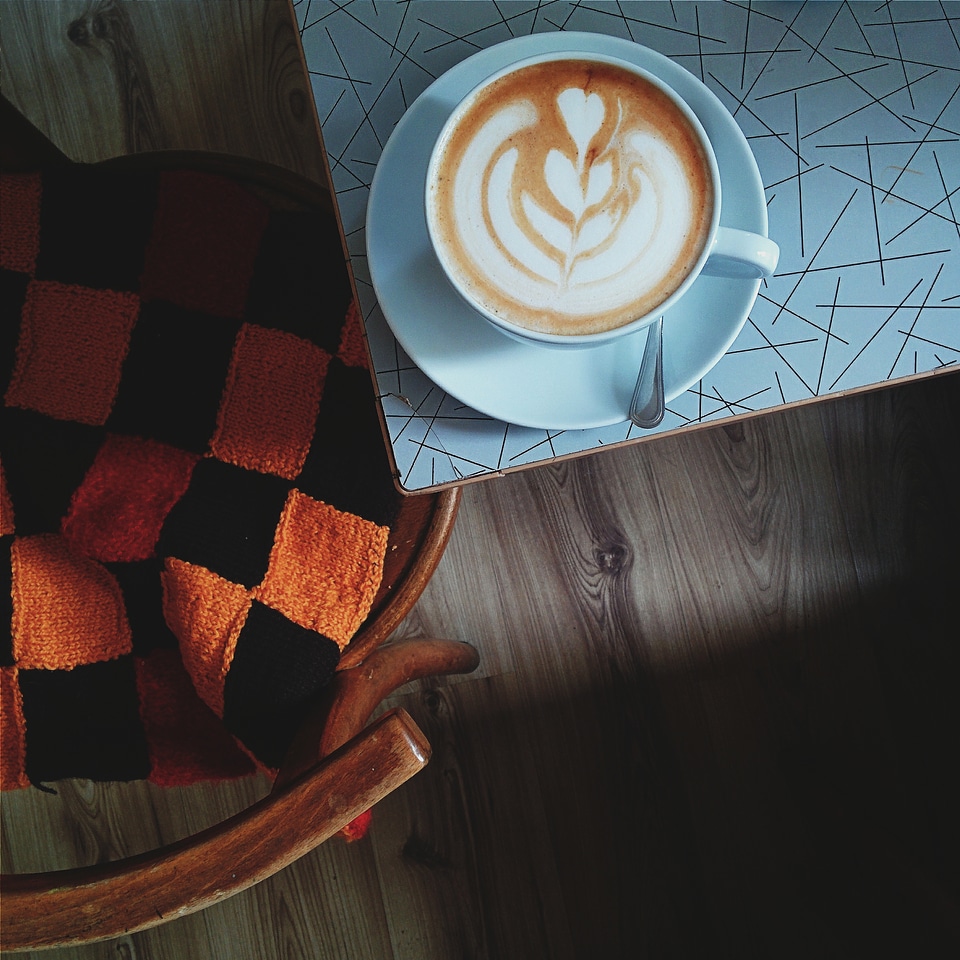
[425,50,779,348]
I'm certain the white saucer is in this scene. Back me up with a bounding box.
[367,32,767,431]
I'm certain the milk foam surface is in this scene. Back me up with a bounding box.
[428,59,715,336]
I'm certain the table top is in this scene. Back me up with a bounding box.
[297,0,959,492]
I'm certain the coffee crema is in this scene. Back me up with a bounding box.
[427,58,716,336]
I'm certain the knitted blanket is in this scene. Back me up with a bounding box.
[0,164,398,790]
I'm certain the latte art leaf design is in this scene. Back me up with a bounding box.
[507,85,642,284]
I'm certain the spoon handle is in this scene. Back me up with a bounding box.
[629,316,664,429]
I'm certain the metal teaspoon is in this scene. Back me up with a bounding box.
[629,315,664,428]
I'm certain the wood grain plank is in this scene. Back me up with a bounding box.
[383,453,716,956]
[482,457,712,956]
[816,374,960,951]
[374,674,576,960]
[0,0,325,182]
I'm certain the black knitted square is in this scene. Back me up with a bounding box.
[0,268,30,395]
[33,166,158,292]
[157,457,290,588]
[222,601,341,768]
[18,656,151,784]
[299,357,398,527]
[245,208,353,351]
[106,558,179,655]
[108,300,239,453]
[0,408,105,536]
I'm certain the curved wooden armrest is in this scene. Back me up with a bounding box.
[320,639,480,758]
[0,709,429,953]
[277,639,480,788]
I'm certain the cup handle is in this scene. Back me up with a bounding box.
[701,226,779,279]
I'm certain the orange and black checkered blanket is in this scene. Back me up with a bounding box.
[0,165,398,788]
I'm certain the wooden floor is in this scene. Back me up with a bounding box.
[2,3,959,957]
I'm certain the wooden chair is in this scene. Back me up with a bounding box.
[1,495,477,952]
[0,101,479,952]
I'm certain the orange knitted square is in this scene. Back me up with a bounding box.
[257,490,388,648]
[0,667,29,790]
[5,280,140,425]
[210,324,328,479]
[161,558,253,718]
[10,534,132,670]
[0,172,41,274]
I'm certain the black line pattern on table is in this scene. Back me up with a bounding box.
[508,430,564,462]
[829,165,960,232]
[756,60,890,100]
[298,1,960,490]
[385,389,498,487]
[886,80,960,195]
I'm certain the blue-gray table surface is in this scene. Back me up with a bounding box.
[297,1,959,491]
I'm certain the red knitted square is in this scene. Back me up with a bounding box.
[136,649,255,786]
[61,434,200,562]
[210,324,328,479]
[0,173,41,275]
[1,465,13,536]
[5,280,139,425]
[11,534,132,670]
[139,171,269,318]
[0,667,28,790]
[257,490,388,648]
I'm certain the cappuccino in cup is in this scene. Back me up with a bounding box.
[426,52,778,346]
